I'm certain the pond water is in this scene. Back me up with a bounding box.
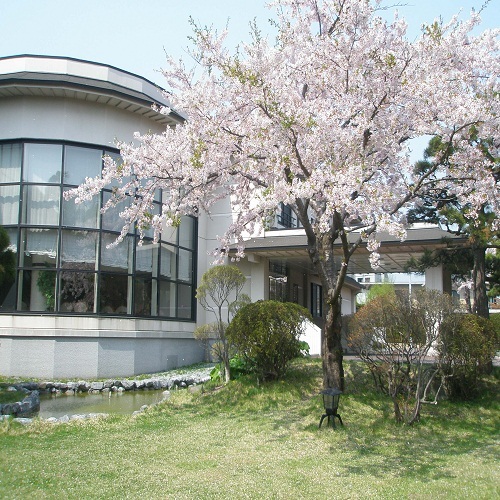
[39,390,167,418]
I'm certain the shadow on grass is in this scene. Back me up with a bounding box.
[331,363,500,480]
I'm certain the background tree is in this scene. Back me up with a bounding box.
[195,265,249,383]
[227,300,311,381]
[407,136,499,318]
[67,0,499,390]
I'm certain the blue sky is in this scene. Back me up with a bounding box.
[1,0,498,86]
[1,1,497,162]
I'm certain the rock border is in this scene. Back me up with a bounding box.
[0,366,213,424]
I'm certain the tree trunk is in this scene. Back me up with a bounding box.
[322,298,345,391]
[472,246,489,319]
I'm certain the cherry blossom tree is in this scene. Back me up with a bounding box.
[67,0,499,390]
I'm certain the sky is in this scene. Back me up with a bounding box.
[1,1,498,162]
[1,0,498,87]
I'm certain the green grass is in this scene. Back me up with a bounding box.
[0,359,498,499]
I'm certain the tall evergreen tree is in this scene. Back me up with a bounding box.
[408,136,499,317]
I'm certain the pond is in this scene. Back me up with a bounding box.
[39,390,167,418]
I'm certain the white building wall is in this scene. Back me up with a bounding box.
[0,96,166,146]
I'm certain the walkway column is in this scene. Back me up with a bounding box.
[248,254,268,302]
[425,265,452,295]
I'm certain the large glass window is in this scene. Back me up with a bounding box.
[0,140,197,320]
[62,188,99,228]
[311,283,323,318]
[0,228,17,312]
[22,185,60,226]
[0,143,22,182]
[101,233,133,273]
[64,146,102,185]
[0,185,20,225]
[23,144,62,183]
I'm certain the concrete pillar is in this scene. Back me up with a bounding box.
[425,265,452,295]
[248,255,268,302]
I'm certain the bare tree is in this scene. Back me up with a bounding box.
[195,265,249,383]
[349,288,456,424]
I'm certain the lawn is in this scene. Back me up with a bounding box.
[0,359,498,499]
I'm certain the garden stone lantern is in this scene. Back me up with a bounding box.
[319,388,343,428]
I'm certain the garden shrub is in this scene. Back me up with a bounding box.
[349,288,456,424]
[226,300,311,381]
[210,356,252,383]
[439,313,498,400]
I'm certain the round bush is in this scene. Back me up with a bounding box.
[226,300,311,381]
[439,313,497,399]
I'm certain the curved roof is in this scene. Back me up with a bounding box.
[0,54,185,127]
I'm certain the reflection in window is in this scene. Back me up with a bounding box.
[134,276,152,316]
[102,191,131,232]
[20,229,58,267]
[59,271,95,312]
[19,268,57,312]
[177,284,192,319]
[136,241,155,275]
[23,185,60,225]
[0,143,22,183]
[64,146,102,186]
[61,230,97,269]
[159,281,176,317]
[100,274,129,314]
[311,283,323,318]
[63,188,99,228]
[101,233,132,273]
[160,244,176,279]
[178,249,192,282]
[0,185,20,225]
[179,216,195,249]
[0,228,17,312]
[23,144,62,183]
[1,140,197,320]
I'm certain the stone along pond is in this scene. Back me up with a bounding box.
[1,365,213,421]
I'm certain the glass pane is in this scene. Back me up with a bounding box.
[23,185,60,225]
[23,144,62,183]
[106,152,130,188]
[134,276,152,316]
[0,229,17,312]
[99,274,129,314]
[64,146,102,186]
[161,223,177,245]
[178,249,193,283]
[142,203,160,239]
[177,283,192,319]
[0,185,20,225]
[20,268,56,312]
[160,243,176,279]
[178,216,195,249]
[59,271,95,313]
[63,188,99,228]
[0,143,22,183]
[100,233,133,273]
[4,228,18,253]
[101,191,131,232]
[159,281,176,317]
[20,228,58,268]
[136,240,157,274]
[60,230,97,268]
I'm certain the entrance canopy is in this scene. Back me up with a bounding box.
[233,224,467,275]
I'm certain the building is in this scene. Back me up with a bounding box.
[0,55,460,378]
[0,55,202,378]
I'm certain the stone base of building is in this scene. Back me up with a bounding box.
[0,315,204,379]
